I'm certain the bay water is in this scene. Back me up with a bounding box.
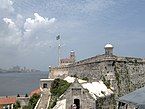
[0,72,48,96]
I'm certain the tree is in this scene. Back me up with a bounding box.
[22,93,40,109]
[50,78,71,97]
[13,101,21,109]
[17,94,20,97]
[49,78,71,108]
[28,93,40,109]
[25,93,28,97]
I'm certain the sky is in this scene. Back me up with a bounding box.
[0,0,145,70]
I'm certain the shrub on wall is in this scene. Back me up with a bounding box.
[23,93,40,109]
[13,101,21,109]
[50,78,71,97]
[49,78,71,108]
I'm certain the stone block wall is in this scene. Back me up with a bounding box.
[50,55,145,97]
[59,79,96,109]
[68,56,145,97]
[50,67,69,79]
[113,59,145,96]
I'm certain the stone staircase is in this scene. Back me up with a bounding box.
[35,89,51,109]
[53,99,66,109]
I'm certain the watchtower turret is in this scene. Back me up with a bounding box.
[104,43,114,55]
[70,50,75,63]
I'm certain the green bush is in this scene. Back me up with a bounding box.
[49,78,71,108]
[17,94,20,97]
[28,93,40,109]
[50,97,57,108]
[82,77,89,81]
[25,93,28,97]
[102,76,110,88]
[50,78,71,97]
[23,93,40,109]
[13,101,21,109]
[22,106,30,109]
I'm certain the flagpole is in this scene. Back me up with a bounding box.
[57,35,61,67]
[58,40,61,66]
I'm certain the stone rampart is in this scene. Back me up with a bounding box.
[50,54,145,96]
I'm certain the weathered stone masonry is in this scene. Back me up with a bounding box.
[50,44,145,97]
[68,55,145,96]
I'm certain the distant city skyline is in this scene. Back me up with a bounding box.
[0,0,145,70]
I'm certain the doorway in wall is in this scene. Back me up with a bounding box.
[74,99,80,109]
[43,83,48,88]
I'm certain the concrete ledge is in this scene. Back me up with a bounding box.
[40,79,54,82]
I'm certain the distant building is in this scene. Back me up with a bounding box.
[60,51,76,67]
[0,97,16,109]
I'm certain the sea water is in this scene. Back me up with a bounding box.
[0,72,48,96]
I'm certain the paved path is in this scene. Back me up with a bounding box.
[36,89,51,109]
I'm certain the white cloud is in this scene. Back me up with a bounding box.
[24,13,56,32]
[0,12,56,69]
[2,17,22,46]
[16,14,24,28]
[19,13,56,53]
[0,0,14,13]
[1,13,56,53]
[3,18,16,28]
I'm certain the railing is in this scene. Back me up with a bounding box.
[46,92,51,109]
[34,94,42,109]
[34,88,51,109]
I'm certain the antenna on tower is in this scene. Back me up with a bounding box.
[56,34,61,66]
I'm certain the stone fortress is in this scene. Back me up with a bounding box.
[49,44,145,97]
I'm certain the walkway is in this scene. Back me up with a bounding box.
[35,89,51,109]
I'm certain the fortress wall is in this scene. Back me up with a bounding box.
[68,61,111,81]
[68,56,117,80]
[113,60,145,96]
[49,43,145,98]
[67,57,145,96]
[50,55,145,96]
[50,67,69,78]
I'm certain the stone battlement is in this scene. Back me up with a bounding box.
[49,44,145,97]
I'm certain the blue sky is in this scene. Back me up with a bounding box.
[0,0,145,70]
